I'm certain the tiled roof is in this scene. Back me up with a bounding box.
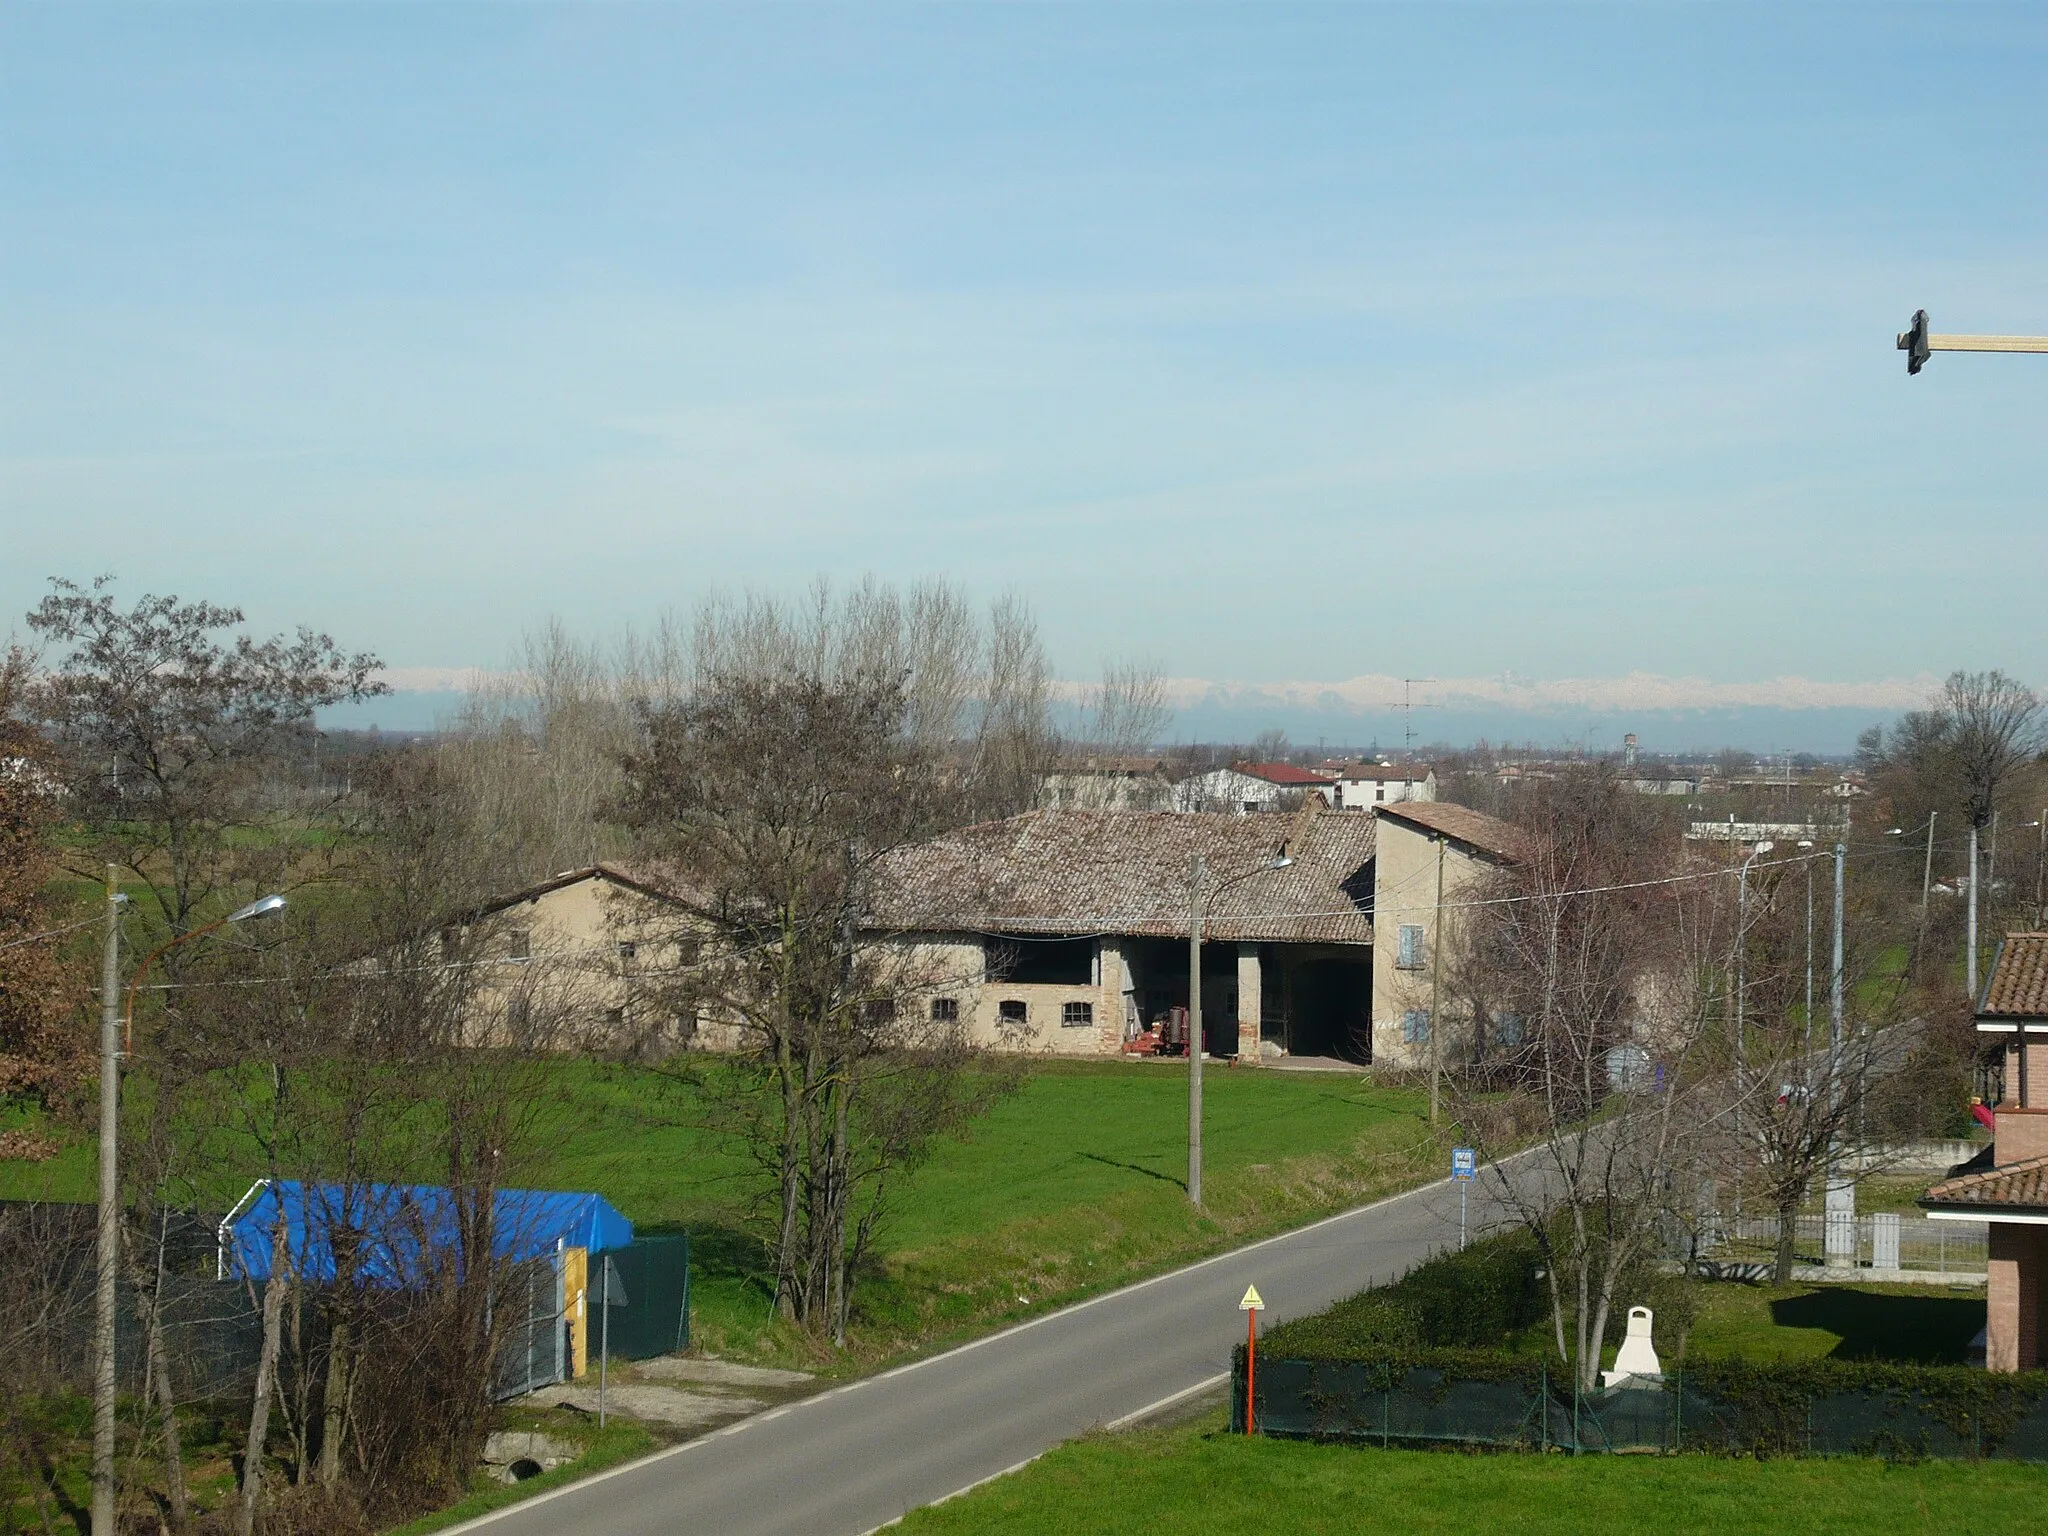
[1980,933,2048,1020]
[1373,801,1525,864]
[1234,761,1339,788]
[1922,1152,2048,1215]
[870,808,1375,945]
[467,864,690,922]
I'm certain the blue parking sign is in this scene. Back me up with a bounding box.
[1451,1147,1476,1181]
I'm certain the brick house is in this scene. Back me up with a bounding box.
[1921,932,2048,1371]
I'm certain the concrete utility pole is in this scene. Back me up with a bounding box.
[1968,823,1983,1001]
[1830,843,1846,1054]
[1898,310,2048,373]
[92,867,122,1535]
[1428,838,1446,1127]
[1188,854,1206,1209]
[1187,851,1292,1208]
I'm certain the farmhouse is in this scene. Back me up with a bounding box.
[1922,931,2048,1371]
[440,864,706,1050]
[1174,761,1338,815]
[1367,800,1523,1070]
[867,807,1376,1061]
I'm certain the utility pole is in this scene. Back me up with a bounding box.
[2036,811,2047,928]
[1188,853,1206,1209]
[1968,823,1981,1001]
[1830,844,1846,1054]
[93,865,121,1536]
[1429,838,1445,1126]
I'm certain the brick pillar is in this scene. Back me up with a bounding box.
[1098,938,1128,1055]
[1986,1224,2042,1372]
[1236,944,1263,1063]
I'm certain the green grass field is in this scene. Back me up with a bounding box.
[0,1059,1438,1367]
[896,1413,2048,1535]
[1684,1280,1986,1366]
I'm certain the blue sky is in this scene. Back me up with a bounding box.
[3,3,2043,746]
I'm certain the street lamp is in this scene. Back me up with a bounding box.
[94,882,286,1533]
[1797,840,1816,1055]
[1187,850,1291,1208]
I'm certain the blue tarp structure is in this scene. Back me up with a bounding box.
[222,1180,633,1288]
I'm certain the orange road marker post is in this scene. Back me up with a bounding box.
[1240,1284,1266,1435]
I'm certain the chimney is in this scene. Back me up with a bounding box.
[1623,733,1639,770]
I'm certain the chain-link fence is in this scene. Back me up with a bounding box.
[1688,1212,1987,1275]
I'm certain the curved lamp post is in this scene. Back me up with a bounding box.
[93,889,286,1533]
[1188,852,1291,1208]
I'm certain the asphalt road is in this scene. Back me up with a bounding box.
[450,1162,1533,1536]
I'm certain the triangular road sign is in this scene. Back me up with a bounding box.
[1240,1284,1264,1311]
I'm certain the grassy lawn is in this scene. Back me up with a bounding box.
[1686,1280,1985,1366]
[896,1413,2048,1536]
[0,1059,1439,1369]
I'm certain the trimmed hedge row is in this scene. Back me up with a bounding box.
[1256,1233,1545,1360]
[1242,1233,2048,1460]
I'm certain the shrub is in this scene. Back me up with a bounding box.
[1259,1233,1544,1361]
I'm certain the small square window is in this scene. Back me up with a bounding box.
[1402,1008,1431,1045]
[1493,1014,1525,1049]
[605,1006,625,1025]
[931,997,959,1023]
[998,999,1028,1024]
[1062,1000,1094,1028]
[675,936,702,966]
[507,926,532,962]
[862,998,897,1024]
[616,940,638,962]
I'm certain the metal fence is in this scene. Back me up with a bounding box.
[1238,1360,2048,1461]
[1690,1213,1987,1275]
[600,1233,692,1361]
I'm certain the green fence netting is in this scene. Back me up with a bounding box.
[596,1233,692,1360]
[1235,1357,2048,1461]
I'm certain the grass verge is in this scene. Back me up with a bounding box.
[895,1411,2048,1535]
[383,1417,659,1536]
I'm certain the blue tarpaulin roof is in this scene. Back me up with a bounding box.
[223,1180,634,1287]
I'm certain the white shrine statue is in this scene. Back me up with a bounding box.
[1601,1306,1662,1389]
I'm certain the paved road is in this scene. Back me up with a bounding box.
[452,1163,1533,1536]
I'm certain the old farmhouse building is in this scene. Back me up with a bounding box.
[868,807,1376,1061]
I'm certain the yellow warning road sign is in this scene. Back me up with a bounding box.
[1239,1284,1264,1311]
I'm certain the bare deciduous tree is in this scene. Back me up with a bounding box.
[617,581,1046,1340]
[1455,768,1729,1392]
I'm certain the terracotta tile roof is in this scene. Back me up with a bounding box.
[1234,761,1340,788]
[467,864,692,922]
[870,808,1375,945]
[1980,933,2048,1020]
[1373,800,1525,864]
[1921,1152,2048,1215]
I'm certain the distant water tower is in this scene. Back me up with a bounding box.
[1623,733,1639,770]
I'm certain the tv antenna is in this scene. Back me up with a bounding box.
[1372,678,1441,756]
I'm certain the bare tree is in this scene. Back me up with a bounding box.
[617,581,1044,1339]
[1081,659,1170,757]
[0,646,88,1110]
[1455,768,1729,1392]
[24,576,386,941]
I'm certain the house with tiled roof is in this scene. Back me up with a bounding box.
[866,806,1376,1060]
[1368,801,1525,1070]
[1921,932,2048,1371]
[1330,761,1438,809]
[1174,761,1339,815]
